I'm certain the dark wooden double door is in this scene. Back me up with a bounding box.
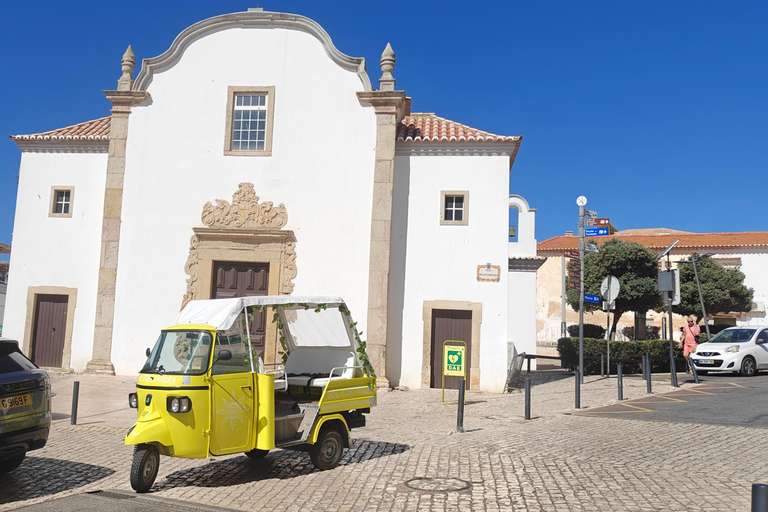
[430,309,472,390]
[212,262,269,359]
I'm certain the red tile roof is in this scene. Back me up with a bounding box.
[10,117,111,141]
[538,232,768,254]
[398,113,520,143]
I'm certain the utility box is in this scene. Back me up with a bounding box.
[658,269,680,305]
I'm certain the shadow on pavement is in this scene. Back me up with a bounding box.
[0,457,115,505]
[154,440,410,490]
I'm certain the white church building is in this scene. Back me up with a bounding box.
[5,9,541,391]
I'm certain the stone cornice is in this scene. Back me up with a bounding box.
[13,140,109,153]
[357,91,407,119]
[103,90,150,113]
[508,257,547,272]
[133,10,372,92]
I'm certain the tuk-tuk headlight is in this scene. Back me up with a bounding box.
[167,396,191,413]
[128,393,138,409]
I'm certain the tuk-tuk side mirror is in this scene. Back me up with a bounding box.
[145,347,151,358]
[215,349,232,363]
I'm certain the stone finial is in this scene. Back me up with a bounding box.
[379,43,396,91]
[117,46,136,91]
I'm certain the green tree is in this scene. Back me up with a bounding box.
[567,238,662,338]
[673,253,753,322]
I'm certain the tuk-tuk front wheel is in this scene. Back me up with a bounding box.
[309,427,344,470]
[130,444,159,493]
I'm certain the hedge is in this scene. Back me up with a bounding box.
[557,337,686,375]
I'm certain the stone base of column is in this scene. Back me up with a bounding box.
[376,376,390,389]
[84,359,116,375]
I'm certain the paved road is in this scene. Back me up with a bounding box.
[578,373,768,427]
[1,372,766,511]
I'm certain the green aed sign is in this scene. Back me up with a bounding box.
[443,344,466,377]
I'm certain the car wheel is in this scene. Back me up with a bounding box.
[309,427,344,470]
[740,357,757,377]
[130,444,159,493]
[0,453,26,475]
[244,448,269,459]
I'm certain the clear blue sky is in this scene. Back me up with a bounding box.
[1,1,766,262]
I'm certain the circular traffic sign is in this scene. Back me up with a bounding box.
[576,196,587,206]
[600,275,620,303]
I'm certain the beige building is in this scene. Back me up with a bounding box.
[535,229,768,355]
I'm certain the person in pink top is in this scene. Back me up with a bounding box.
[680,315,700,373]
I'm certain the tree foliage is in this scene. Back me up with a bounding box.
[672,253,753,321]
[566,238,662,336]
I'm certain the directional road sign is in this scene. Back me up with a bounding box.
[564,250,580,259]
[568,270,581,279]
[585,243,599,253]
[585,217,610,227]
[568,259,581,270]
[585,227,609,237]
[568,281,580,290]
[584,294,600,304]
[584,209,597,218]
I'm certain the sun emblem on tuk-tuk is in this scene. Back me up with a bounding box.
[216,391,250,430]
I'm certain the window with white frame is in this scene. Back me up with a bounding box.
[49,187,74,218]
[441,191,469,226]
[224,86,275,156]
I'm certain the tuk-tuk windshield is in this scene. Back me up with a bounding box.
[141,330,213,375]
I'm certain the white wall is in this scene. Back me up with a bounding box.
[110,24,377,374]
[394,153,510,392]
[4,151,106,368]
[736,252,768,326]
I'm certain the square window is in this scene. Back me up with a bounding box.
[441,191,469,226]
[49,187,74,218]
[224,86,275,156]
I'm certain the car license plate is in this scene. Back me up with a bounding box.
[699,359,714,365]
[1,394,32,410]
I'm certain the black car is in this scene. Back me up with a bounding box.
[0,339,51,474]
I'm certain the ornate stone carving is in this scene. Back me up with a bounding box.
[281,239,297,294]
[181,234,200,308]
[201,183,287,229]
[118,46,136,91]
[379,43,396,91]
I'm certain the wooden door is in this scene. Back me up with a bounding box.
[430,309,472,390]
[32,294,68,368]
[212,262,268,358]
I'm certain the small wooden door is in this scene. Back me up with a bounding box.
[430,309,472,390]
[212,262,268,358]
[32,294,68,368]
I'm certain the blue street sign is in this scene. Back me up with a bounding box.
[584,294,600,304]
[585,227,609,237]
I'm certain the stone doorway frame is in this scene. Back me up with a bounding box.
[22,286,77,372]
[181,183,297,365]
[421,300,482,389]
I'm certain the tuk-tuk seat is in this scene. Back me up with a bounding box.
[277,347,358,390]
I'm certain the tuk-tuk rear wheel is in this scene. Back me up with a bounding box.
[130,444,159,493]
[309,427,344,470]
[244,448,269,459]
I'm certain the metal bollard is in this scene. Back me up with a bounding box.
[524,377,531,420]
[456,378,465,433]
[617,363,623,401]
[752,483,768,512]
[600,354,605,377]
[690,358,700,384]
[71,381,80,425]
[670,353,679,387]
[575,370,581,409]
[646,354,652,394]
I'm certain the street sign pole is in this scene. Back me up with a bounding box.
[577,196,587,384]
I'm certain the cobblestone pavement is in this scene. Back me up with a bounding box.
[1,372,764,511]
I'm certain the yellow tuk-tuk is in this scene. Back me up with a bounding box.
[125,296,376,492]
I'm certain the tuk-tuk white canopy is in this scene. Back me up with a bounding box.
[172,296,346,332]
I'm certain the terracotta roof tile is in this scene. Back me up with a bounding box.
[538,232,768,254]
[10,117,111,141]
[398,113,520,143]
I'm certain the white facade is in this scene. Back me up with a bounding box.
[5,9,527,392]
